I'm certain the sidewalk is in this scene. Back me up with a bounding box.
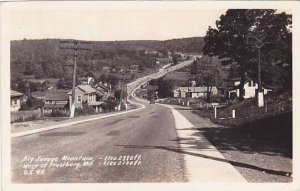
[161,104,247,182]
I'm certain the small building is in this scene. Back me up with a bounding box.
[43,90,70,114]
[173,86,218,98]
[94,83,112,102]
[11,90,23,112]
[67,85,105,112]
[228,79,272,99]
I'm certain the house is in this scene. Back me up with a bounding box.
[67,85,104,112]
[94,83,112,101]
[43,90,70,114]
[78,76,94,85]
[31,91,46,100]
[228,79,272,99]
[173,86,218,98]
[11,90,23,112]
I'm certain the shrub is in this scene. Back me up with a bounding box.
[75,105,96,116]
[44,110,69,117]
[11,113,42,123]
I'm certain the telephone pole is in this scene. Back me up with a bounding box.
[247,30,271,107]
[60,40,90,118]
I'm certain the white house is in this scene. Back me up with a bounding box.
[173,86,218,98]
[67,85,104,112]
[11,90,23,112]
[229,79,272,99]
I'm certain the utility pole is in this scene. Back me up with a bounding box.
[247,31,271,107]
[118,68,129,110]
[60,40,91,118]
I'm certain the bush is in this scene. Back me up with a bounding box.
[11,113,42,123]
[44,110,69,117]
[75,105,96,116]
[20,96,44,110]
[102,98,118,112]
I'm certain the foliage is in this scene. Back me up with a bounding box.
[102,97,118,112]
[44,110,69,117]
[20,96,44,110]
[97,74,119,87]
[75,104,96,116]
[203,9,292,99]
[11,37,204,82]
[154,77,174,98]
[11,113,41,123]
[190,60,199,75]
[114,89,128,100]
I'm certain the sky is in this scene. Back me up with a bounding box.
[9,3,227,41]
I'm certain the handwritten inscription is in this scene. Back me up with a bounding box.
[22,155,94,176]
[21,154,142,176]
[101,154,142,166]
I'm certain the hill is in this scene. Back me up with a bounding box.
[10,37,204,81]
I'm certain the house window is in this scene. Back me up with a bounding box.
[77,95,82,103]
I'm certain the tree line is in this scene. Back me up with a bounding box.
[11,37,204,82]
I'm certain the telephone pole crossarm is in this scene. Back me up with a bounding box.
[60,40,91,118]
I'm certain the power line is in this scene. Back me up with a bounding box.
[60,40,91,118]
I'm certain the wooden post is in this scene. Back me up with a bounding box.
[214,106,217,118]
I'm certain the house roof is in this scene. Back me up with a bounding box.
[89,101,105,106]
[78,85,96,94]
[11,90,23,97]
[45,90,69,101]
[174,86,218,93]
[94,84,110,91]
[44,103,67,109]
[31,91,46,98]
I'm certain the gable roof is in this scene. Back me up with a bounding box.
[45,90,69,100]
[78,85,96,94]
[67,85,96,95]
[94,84,110,91]
[174,86,218,93]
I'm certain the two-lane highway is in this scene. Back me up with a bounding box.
[11,58,197,183]
[12,99,187,183]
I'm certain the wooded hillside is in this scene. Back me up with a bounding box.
[10,37,204,80]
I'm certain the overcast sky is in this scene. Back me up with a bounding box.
[9,2,227,41]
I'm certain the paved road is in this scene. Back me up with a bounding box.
[11,58,197,183]
[12,100,187,183]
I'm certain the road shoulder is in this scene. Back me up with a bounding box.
[160,103,247,182]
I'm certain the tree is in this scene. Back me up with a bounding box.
[203,9,292,100]
[172,55,178,65]
[156,77,174,98]
[114,89,127,100]
[190,60,199,75]
[84,71,95,78]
